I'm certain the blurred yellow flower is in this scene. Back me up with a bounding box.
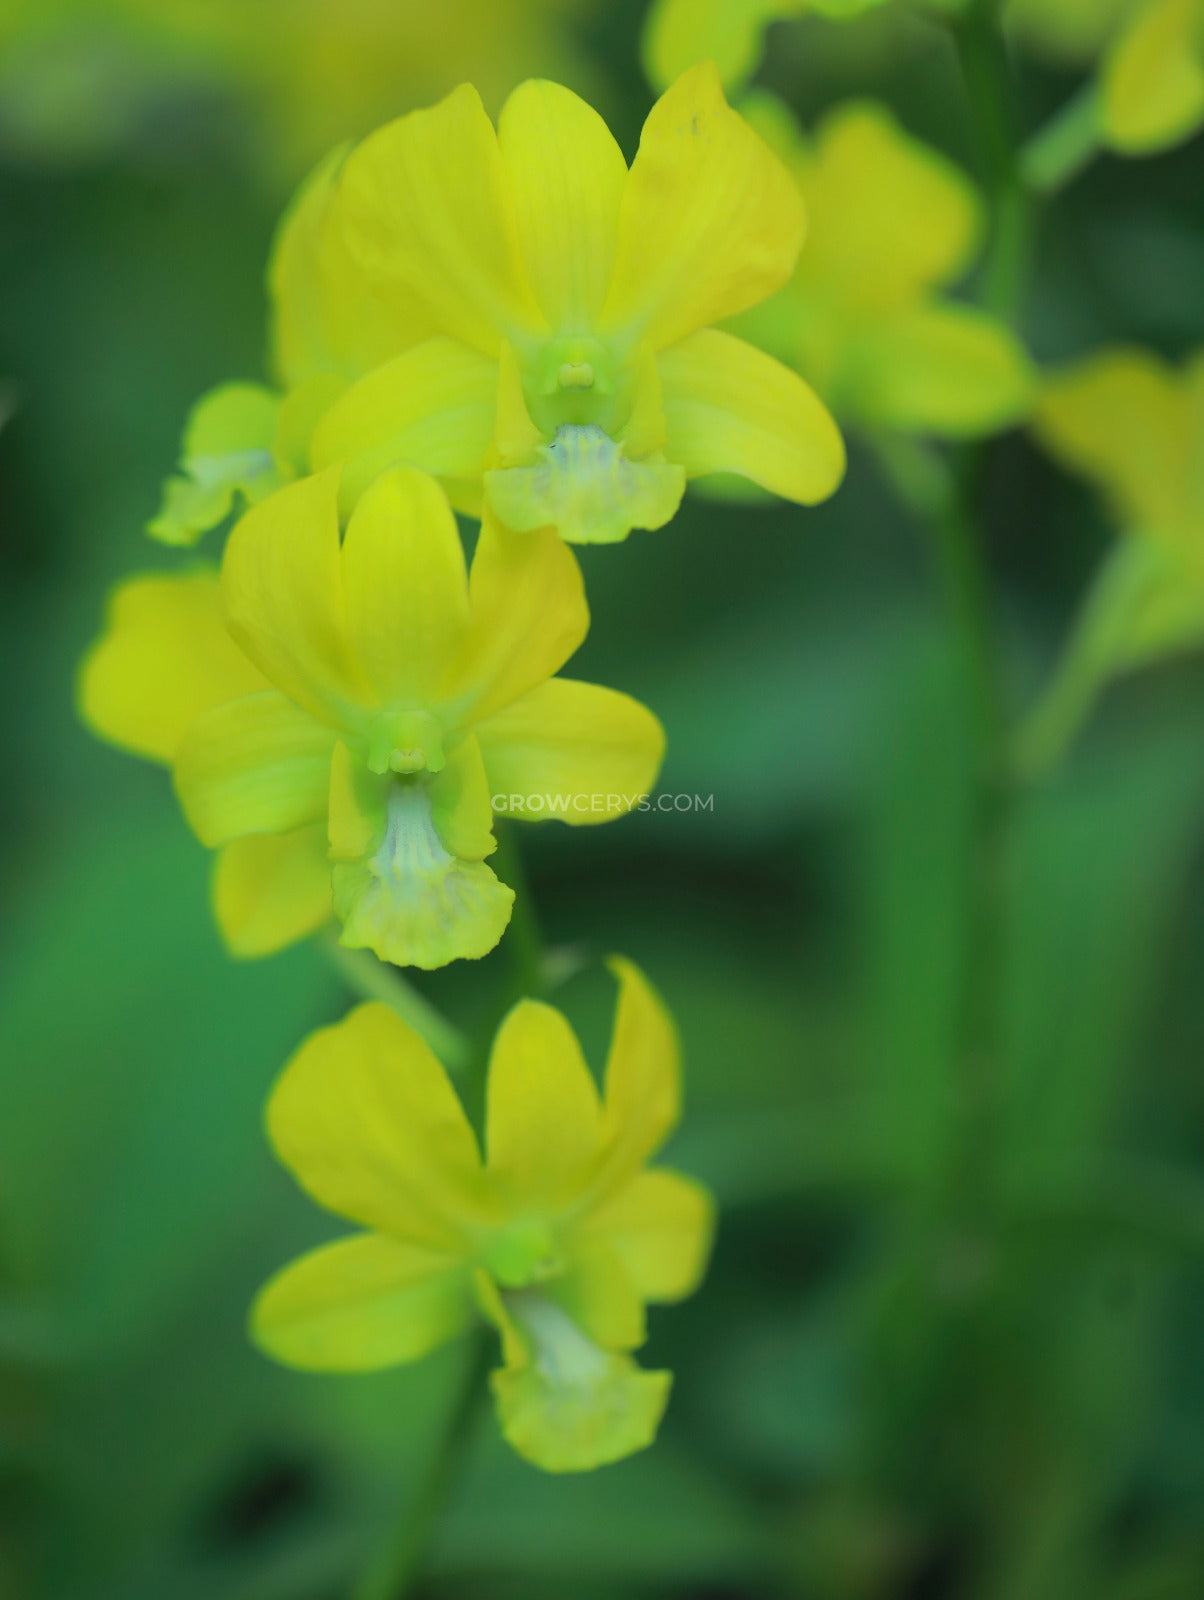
[731,97,1034,441]
[1016,347,1204,772]
[81,467,663,967]
[1101,0,1204,153]
[252,959,714,1473]
[641,0,891,94]
[0,0,601,178]
[160,63,843,549]
[1037,347,1204,570]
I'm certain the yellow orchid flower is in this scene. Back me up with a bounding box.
[155,63,844,549]
[730,97,1034,441]
[1101,0,1204,153]
[80,466,663,968]
[1016,347,1204,772]
[251,959,715,1473]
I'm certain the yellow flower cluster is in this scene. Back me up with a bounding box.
[78,65,850,1472]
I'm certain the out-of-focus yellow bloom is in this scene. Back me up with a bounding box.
[0,0,600,179]
[1037,348,1204,570]
[730,98,1034,441]
[1016,347,1204,772]
[161,64,843,550]
[1101,0,1204,153]
[252,960,714,1473]
[641,0,891,94]
[1005,0,1143,64]
[81,467,663,967]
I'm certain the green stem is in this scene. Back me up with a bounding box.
[323,935,470,1071]
[351,1328,491,1600]
[1020,83,1103,194]
[950,1,1034,326]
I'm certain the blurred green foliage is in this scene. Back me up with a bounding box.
[2,2,1204,1598]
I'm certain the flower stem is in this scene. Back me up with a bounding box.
[1020,83,1103,194]
[950,0,1034,326]
[323,934,470,1071]
[351,1327,491,1600]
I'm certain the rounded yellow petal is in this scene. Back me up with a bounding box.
[452,513,589,724]
[340,467,469,707]
[1034,347,1192,538]
[174,690,336,848]
[659,327,845,503]
[642,0,808,92]
[839,304,1035,435]
[213,823,332,959]
[601,62,805,350]
[584,1168,716,1303]
[497,79,628,331]
[266,1001,484,1246]
[252,1232,471,1372]
[338,82,546,358]
[221,467,370,726]
[308,337,499,510]
[800,100,983,312]
[1103,0,1204,153]
[484,999,604,1211]
[476,678,665,824]
[79,569,265,764]
[599,957,682,1191]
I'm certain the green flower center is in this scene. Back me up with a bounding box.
[365,709,446,776]
[483,1218,564,1288]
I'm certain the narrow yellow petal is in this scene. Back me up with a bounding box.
[1103,0,1204,153]
[252,1232,471,1372]
[476,678,665,824]
[79,570,265,764]
[452,512,588,723]
[266,1001,484,1246]
[213,823,332,959]
[583,1168,716,1303]
[484,999,604,1209]
[340,467,470,707]
[601,62,805,350]
[221,467,371,726]
[659,328,845,503]
[496,79,628,330]
[174,691,336,848]
[308,337,499,510]
[339,83,546,358]
[599,957,682,1191]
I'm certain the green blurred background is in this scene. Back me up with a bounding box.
[3,3,1204,1597]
